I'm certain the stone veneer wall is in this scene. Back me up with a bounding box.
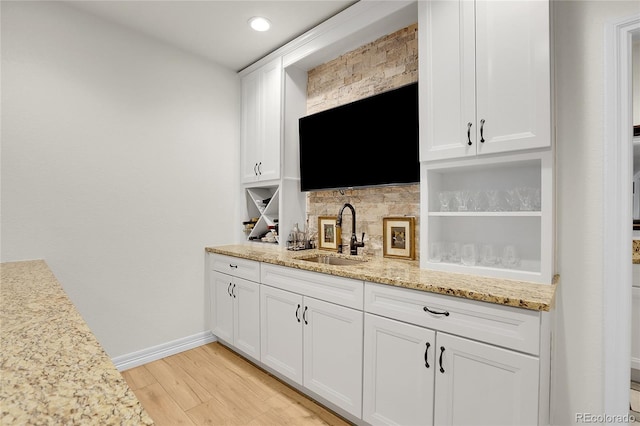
[305,23,420,258]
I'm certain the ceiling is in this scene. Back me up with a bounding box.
[66,0,357,72]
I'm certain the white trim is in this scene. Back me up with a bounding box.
[239,1,416,75]
[603,12,640,416]
[112,331,217,371]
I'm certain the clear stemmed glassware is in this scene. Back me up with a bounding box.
[471,190,486,212]
[486,190,501,212]
[454,190,472,211]
[438,191,452,212]
[504,189,520,211]
[516,187,534,211]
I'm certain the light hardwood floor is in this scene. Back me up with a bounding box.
[121,342,352,426]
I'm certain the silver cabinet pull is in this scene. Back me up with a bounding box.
[480,119,486,143]
[467,122,473,146]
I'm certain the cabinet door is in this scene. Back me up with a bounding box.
[474,0,551,155]
[241,58,282,183]
[260,285,303,385]
[210,271,234,344]
[241,70,261,182]
[419,0,476,161]
[363,314,435,426]
[257,57,282,182]
[303,297,363,418]
[233,277,260,360]
[434,333,539,426]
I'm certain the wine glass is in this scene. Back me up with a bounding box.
[438,191,452,212]
[454,190,472,211]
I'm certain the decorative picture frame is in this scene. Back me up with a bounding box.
[383,216,416,260]
[318,216,341,251]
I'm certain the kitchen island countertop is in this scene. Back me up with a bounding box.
[0,260,153,425]
[206,244,558,312]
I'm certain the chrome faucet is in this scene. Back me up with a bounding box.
[336,203,365,255]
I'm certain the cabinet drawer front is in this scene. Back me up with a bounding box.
[261,264,363,309]
[364,282,540,355]
[210,254,260,282]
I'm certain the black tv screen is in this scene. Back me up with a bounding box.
[298,82,419,192]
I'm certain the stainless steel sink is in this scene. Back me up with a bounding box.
[298,254,367,266]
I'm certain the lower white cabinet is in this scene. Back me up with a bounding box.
[363,313,540,426]
[434,332,539,426]
[363,282,547,426]
[208,254,550,425]
[260,284,363,418]
[363,313,436,426]
[209,270,261,361]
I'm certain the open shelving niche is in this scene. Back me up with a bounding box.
[245,186,280,243]
[420,151,554,284]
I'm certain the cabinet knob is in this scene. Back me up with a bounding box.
[467,122,473,146]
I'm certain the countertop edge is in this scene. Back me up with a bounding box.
[206,245,557,312]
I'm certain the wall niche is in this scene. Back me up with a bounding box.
[305,23,420,258]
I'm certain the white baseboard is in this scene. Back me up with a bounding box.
[112,331,217,371]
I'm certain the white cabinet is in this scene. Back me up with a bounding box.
[260,265,364,418]
[363,313,436,426]
[419,0,551,161]
[421,151,554,284]
[363,282,547,426]
[260,284,303,383]
[241,57,282,183]
[434,333,539,426]
[208,255,261,361]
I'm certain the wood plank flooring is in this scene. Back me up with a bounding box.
[120,342,352,426]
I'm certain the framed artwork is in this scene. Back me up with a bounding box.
[318,216,340,251]
[383,216,416,260]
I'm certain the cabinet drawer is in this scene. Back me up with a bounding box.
[210,254,260,283]
[261,263,363,310]
[364,282,540,355]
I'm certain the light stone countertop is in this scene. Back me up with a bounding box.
[206,244,558,311]
[0,260,154,425]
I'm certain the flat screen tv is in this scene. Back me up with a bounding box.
[298,82,419,192]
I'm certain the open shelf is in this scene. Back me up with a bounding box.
[421,152,553,284]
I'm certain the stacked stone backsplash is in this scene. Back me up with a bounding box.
[305,23,420,259]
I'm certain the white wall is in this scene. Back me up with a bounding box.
[553,1,640,424]
[0,1,240,358]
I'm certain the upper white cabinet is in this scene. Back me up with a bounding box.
[241,57,282,183]
[419,0,551,161]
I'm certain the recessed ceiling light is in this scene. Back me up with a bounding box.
[249,16,271,32]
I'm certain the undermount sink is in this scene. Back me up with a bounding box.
[298,254,367,266]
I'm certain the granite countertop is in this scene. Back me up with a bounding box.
[633,240,640,264]
[206,244,558,312]
[0,260,153,425]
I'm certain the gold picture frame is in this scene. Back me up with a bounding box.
[318,216,341,251]
[383,216,416,259]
